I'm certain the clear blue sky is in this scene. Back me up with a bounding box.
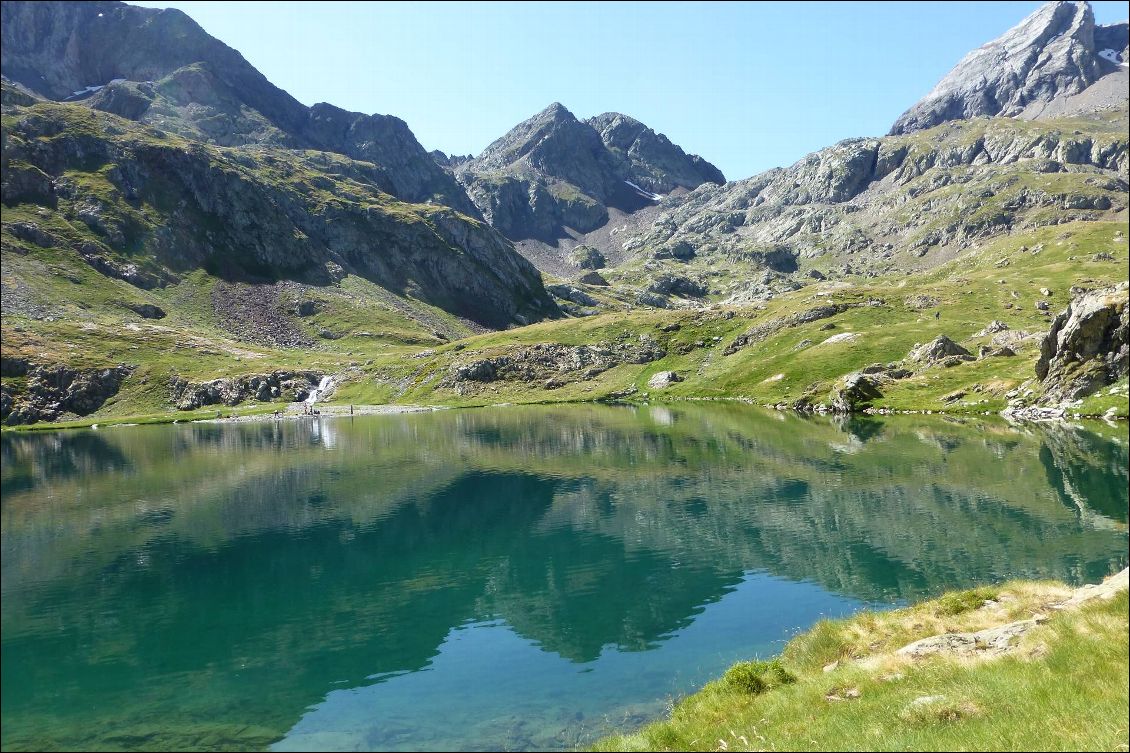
[131,1,1128,181]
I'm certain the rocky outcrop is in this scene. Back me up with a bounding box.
[724,304,856,355]
[122,302,166,319]
[168,371,321,410]
[570,245,606,270]
[619,111,1127,295]
[647,370,683,389]
[1,100,558,329]
[445,337,666,392]
[1035,282,1129,402]
[907,335,975,367]
[891,2,1125,134]
[1,363,133,424]
[895,568,1128,661]
[829,372,883,413]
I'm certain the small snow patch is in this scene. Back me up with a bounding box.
[624,180,663,202]
[1098,49,1127,67]
[67,84,104,99]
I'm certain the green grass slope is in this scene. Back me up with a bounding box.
[337,220,1129,417]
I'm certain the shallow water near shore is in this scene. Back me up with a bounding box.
[2,404,1126,751]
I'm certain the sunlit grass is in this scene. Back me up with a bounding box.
[595,584,1129,752]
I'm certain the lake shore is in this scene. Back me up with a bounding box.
[2,395,1126,432]
[197,403,445,424]
[595,568,1130,752]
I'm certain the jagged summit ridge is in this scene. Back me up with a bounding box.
[0,0,478,214]
[454,102,724,245]
[891,1,1126,134]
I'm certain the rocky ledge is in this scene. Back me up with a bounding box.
[1035,281,1128,402]
[1,359,134,425]
[444,337,666,394]
[169,371,323,410]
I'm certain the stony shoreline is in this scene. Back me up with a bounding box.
[195,403,445,424]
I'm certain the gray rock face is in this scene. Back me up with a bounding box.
[2,100,558,329]
[908,335,974,366]
[455,103,724,242]
[587,112,725,193]
[169,371,320,410]
[1035,281,1129,402]
[891,1,1125,135]
[829,372,883,413]
[623,110,1126,295]
[647,370,683,389]
[445,338,666,393]
[1,363,133,424]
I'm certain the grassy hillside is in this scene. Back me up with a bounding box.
[3,218,1127,426]
[334,220,1129,417]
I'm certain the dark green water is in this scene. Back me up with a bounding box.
[2,405,1127,751]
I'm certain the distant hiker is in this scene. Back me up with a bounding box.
[934,311,940,320]
[350,405,354,415]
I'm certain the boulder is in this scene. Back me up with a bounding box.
[570,245,606,270]
[648,273,707,297]
[979,345,1016,359]
[546,284,598,307]
[907,335,973,366]
[977,320,1010,336]
[123,302,166,319]
[829,372,883,413]
[905,294,940,311]
[1035,282,1129,402]
[647,371,683,389]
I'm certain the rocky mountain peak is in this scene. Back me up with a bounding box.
[471,102,598,174]
[890,1,1121,134]
[0,0,477,213]
[456,103,725,250]
[539,101,574,121]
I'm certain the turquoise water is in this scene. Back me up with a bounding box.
[2,404,1127,751]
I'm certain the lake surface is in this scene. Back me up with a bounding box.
[2,404,1127,751]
